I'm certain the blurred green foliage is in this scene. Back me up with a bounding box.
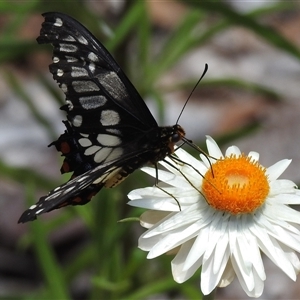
[0,1,299,299]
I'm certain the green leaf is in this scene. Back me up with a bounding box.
[189,2,300,59]
[105,1,146,52]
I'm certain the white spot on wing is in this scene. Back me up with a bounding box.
[97,71,128,99]
[29,204,37,210]
[88,52,98,62]
[53,57,59,63]
[106,128,121,135]
[66,56,78,63]
[77,175,89,182]
[79,95,107,110]
[93,167,121,184]
[71,66,88,78]
[66,100,74,110]
[109,147,123,161]
[89,62,96,73]
[60,43,78,52]
[57,69,64,76]
[85,145,101,155]
[97,134,121,147]
[94,147,123,163]
[78,35,88,45]
[64,186,76,194]
[61,83,68,93]
[94,147,112,163]
[72,81,100,93]
[79,138,92,147]
[73,115,83,127]
[35,209,44,215]
[100,110,120,126]
[54,18,63,27]
[63,35,76,42]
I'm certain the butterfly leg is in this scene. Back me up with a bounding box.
[153,163,182,211]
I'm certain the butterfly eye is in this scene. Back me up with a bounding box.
[171,133,181,143]
[170,125,185,143]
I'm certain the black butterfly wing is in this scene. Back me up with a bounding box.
[18,163,114,223]
[18,143,166,223]
[34,12,161,178]
[18,155,131,223]
[38,12,157,131]
[36,12,162,180]
[18,12,185,223]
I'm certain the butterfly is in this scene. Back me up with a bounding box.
[18,12,190,223]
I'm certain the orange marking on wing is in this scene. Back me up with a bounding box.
[60,141,71,154]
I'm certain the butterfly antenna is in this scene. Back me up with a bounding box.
[176,63,208,125]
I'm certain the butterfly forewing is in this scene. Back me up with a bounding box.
[18,12,185,223]
[38,12,157,129]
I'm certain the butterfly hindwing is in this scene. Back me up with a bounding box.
[18,162,121,222]
[18,144,159,223]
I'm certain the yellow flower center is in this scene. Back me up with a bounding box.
[202,154,269,214]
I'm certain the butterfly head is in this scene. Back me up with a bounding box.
[167,124,185,154]
[171,124,185,143]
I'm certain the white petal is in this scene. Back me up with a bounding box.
[225,145,241,157]
[147,221,201,258]
[232,257,264,298]
[233,235,255,289]
[200,153,214,169]
[280,243,300,273]
[138,232,167,251]
[248,151,259,161]
[140,210,170,228]
[264,200,300,225]
[245,230,266,280]
[201,251,219,294]
[205,136,224,159]
[264,236,297,280]
[270,224,300,252]
[201,234,230,294]
[128,186,201,211]
[182,227,209,271]
[128,198,180,211]
[271,193,300,206]
[217,260,235,287]
[266,159,291,181]
[140,167,192,188]
[143,203,204,238]
[203,212,229,259]
[251,221,297,280]
[213,231,230,273]
[173,147,205,169]
[269,179,297,194]
[171,239,202,283]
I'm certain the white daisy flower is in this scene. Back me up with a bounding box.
[128,136,300,298]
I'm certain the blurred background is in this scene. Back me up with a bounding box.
[1,1,300,299]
